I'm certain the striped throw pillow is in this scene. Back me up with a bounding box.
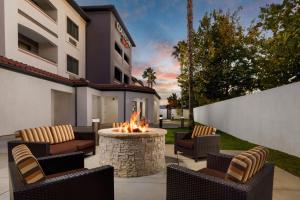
[67,125,75,140]
[254,146,269,169]
[19,129,34,142]
[226,146,269,183]
[191,125,216,138]
[39,127,55,144]
[241,151,259,178]
[12,144,45,184]
[50,125,75,143]
[50,126,63,143]
[226,154,253,183]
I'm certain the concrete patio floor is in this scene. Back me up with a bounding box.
[0,145,300,200]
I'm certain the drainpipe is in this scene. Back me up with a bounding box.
[75,87,78,127]
[123,90,126,121]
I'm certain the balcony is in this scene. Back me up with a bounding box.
[18,24,58,65]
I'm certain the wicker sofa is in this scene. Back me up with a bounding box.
[9,150,114,200]
[167,152,274,200]
[8,124,96,161]
[174,125,220,161]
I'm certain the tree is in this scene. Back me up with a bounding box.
[256,0,300,89]
[173,8,260,105]
[142,67,157,88]
[194,9,259,103]
[167,93,179,108]
[187,0,194,128]
[172,41,190,109]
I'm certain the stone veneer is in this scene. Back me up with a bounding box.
[98,128,167,177]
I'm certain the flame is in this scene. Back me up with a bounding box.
[113,112,149,133]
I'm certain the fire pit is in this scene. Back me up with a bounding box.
[98,112,166,177]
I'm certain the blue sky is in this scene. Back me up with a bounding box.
[76,0,282,104]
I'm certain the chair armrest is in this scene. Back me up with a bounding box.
[207,152,234,173]
[175,132,191,142]
[38,152,84,175]
[7,140,50,162]
[193,134,220,155]
[167,164,249,200]
[74,130,96,141]
[13,165,114,200]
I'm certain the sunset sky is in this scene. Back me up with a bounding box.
[76,0,282,105]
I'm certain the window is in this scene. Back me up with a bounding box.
[67,17,79,40]
[18,34,39,54]
[114,67,122,82]
[115,42,122,56]
[124,74,129,84]
[124,53,130,64]
[67,55,79,75]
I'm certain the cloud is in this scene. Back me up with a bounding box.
[132,40,181,104]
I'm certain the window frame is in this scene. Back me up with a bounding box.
[67,54,79,75]
[114,42,123,56]
[124,53,130,64]
[67,17,79,41]
[124,74,129,84]
[114,67,123,82]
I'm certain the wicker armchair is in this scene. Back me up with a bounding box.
[174,130,220,161]
[167,153,274,200]
[9,151,114,200]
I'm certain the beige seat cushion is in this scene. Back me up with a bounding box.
[12,144,45,184]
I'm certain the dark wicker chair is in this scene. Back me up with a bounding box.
[9,151,114,200]
[167,153,274,200]
[174,131,220,161]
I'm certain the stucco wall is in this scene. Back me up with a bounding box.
[0,0,5,56]
[0,68,75,136]
[76,87,160,126]
[3,0,86,78]
[111,13,132,82]
[194,81,300,157]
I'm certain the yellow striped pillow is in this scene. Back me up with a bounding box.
[226,154,253,183]
[50,126,63,143]
[12,144,45,184]
[254,146,269,169]
[20,129,35,142]
[191,125,201,138]
[35,127,45,142]
[241,151,258,178]
[67,125,75,140]
[192,125,216,138]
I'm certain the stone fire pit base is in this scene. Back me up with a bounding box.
[98,128,166,177]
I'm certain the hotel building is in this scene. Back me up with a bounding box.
[0,0,160,138]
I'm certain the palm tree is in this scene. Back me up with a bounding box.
[187,0,194,129]
[142,67,157,88]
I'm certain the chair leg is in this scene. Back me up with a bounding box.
[174,149,178,155]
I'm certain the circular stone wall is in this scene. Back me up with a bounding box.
[98,128,166,177]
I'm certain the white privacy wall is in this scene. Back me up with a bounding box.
[194,81,300,157]
[0,68,75,136]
